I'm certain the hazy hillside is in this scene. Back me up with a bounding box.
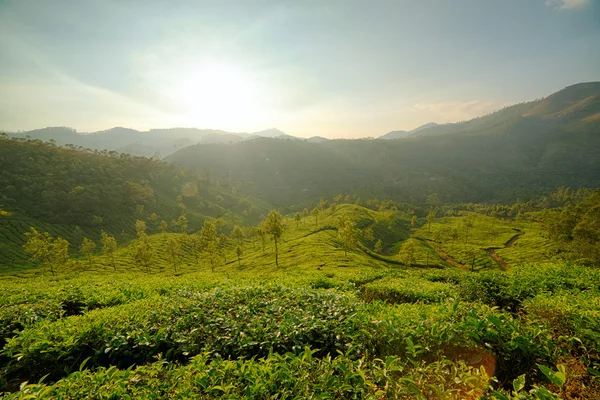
[168,83,600,206]
[7,127,298,158]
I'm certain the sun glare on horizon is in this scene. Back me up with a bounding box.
[168,64,266,130]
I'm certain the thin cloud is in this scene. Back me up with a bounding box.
[545,0,591,10]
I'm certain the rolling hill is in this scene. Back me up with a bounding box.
[167,82,600,207]
[0,136,271,269]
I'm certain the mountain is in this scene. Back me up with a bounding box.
[250,128,297,139]
[307,136,330,143]
[379,130,409,140]
[6,127,286,158]
[167,82,600,206]
[379,123,439,140]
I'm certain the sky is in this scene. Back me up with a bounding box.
[0,0,599,138]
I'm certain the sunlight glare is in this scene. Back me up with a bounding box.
[170,64,263,129]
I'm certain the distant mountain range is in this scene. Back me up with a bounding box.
[379,123,440,140]
[4,126,312,158]
[165,82,600,206]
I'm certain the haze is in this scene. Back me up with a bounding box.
[1,0,599,138]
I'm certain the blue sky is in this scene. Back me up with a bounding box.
[1,0,598,138]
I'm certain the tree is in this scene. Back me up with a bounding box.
[166,236,182,272]
[411,215,417,229]
[175,215,188,234]
[464,247,479,272]
[302,208,309,223]
[311,207,320,227]
[258,223,267,252]
[188,233,202,264]
[319,198,329,211]
[133,233,154,273]
[462,217,474,243]
[338,217,359,257]
[398,239,417,267]
[450,228,459,250]
[219,234,229,263]
[294,212,301,228]
[80,237,96,269]
[231,225,244,246]
[100,231,118,271]
[160,220,168,235]
[200,220,219,272]
[426,211,435,232]
[23,227,69,276]
[236,245,243,268]
[264,210,285,267]
[374,239,383,254]
[362,227,374,242]
[136,220,147,237]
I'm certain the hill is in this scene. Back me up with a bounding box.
[379,123,439,139]
[0,135,270,269]
[1,200,598,398]
[168,82,600,207]
[6,127,296,158]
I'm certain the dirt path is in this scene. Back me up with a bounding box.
[483,228,524,271]
[415,236,468,271]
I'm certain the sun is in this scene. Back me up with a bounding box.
[170,64,262,129]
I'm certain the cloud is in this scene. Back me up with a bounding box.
[545,0,591,10]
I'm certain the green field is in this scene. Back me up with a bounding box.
[1,202,599,398]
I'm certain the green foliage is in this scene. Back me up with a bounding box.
[263,210,284,267]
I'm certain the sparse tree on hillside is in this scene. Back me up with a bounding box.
[264,210,285,267]
[398,240,417,267]
[464,247,479,272]
[175,215,188,234]
[236,245,243,268]
[462,217,474,243]
[411,215,417,229]
[426,211,435,232]
[319,198,329,211]
[334,194,344,204]
[450,228,459,250]
[160,220,168,235]
[200,220,219,272]
[374,239,383,254]
[302,208,309,223]
[23,227,69,276]
[150,212,159,225]
[258,223,267,252]
[311,207,320,227]
[188,233,202,264]
[219,234,229,263]
[136,220,147,237]
[232,225,244,246]
[80,237,96,269]
[133,233,154,273]
[100,231,118,271]
[338,217,359,257]
[362,228,374,243]
[294,212,301,228]
[166,236,182,272]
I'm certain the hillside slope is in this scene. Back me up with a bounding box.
[0,136,270,269]
[167,83,600,206]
